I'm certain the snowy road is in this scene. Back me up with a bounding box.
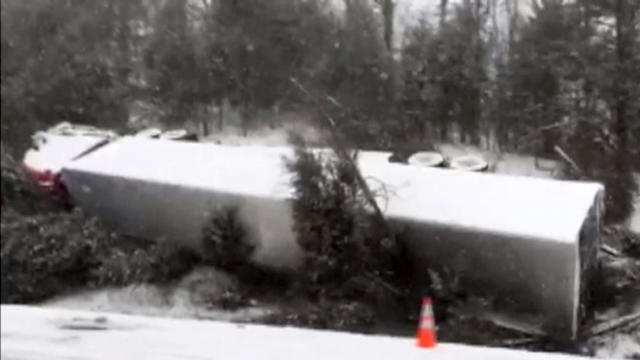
[1,305,593,360]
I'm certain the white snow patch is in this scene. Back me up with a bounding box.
[43,268,271,323]
[594,333,640,359]
[1,305,591,360]
[64,138,296,199]
[358,157,602,243]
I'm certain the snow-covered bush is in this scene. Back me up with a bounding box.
[201,206,255,272]
[567,123,638,224]
[199,206,291,308]
[1,146,59,214]
[0,208,106,303]
[286,138,369,293]
[90,238,198,286]
[284,134,413,303]
[0,206,199,303]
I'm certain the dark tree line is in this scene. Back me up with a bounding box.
[1,0,638,222]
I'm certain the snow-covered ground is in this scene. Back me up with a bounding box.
[202,122,322,147]
[43,267,272,323]
[593,333,640,359]
[1,305,591,360]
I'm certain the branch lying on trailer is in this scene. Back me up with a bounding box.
[554,145,582,176]
[289,77,398,251]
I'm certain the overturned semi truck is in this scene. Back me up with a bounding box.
[60,136,604,340]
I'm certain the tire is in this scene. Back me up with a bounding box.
[407,151,445,168]
[449,154,489,172]
[160,129,189,140]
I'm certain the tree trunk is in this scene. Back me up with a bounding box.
[606,0,636,223]
[440,0,449,29]
[218,99,224,132]
[614,0,629,154]
[202,119,209,137]
[506,0,519,62]
[381,0,394,53]
[241,107,248,137]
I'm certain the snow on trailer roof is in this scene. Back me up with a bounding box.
[64,136,603,244]
[24,133,110,173]
[64,136,297,199]
[358,159,603,244]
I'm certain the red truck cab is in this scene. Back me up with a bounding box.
[21,123,116,204]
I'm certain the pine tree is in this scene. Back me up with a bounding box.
[1,0,144,153]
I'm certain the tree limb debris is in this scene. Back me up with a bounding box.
[363,271,402,296]
[497,337,539,347]
[553,145,582,176]
[514,120,570,152]
[601,244,622,257]
[588,311,640,337]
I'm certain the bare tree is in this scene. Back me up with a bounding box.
[375,0,395,52]
[440,0,449,29]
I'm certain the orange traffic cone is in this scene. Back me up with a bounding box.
[416,297,437,348]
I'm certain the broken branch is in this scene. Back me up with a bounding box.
[589,311,640,336]
[289,77,398,250]
[553,145,582,176]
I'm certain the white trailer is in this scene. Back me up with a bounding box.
[60,136,604,340]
